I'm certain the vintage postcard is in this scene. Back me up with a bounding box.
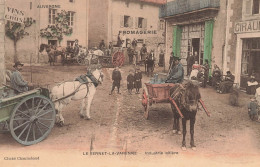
[0,0,260,166]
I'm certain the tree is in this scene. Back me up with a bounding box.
[5,18,35,62]
[40,10,73,45]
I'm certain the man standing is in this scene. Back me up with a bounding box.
[186,52,195,76]
[132,38,137,51]
[99,40,105,50]
[140,44,147,61]
[169,52,174,70]
[109,67,122,95]
[165,56,184,83]
[10,61,32,93]
[127,47,134,64]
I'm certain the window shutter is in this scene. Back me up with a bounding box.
[129,17,133,28]
[245,0,251,15]
[143,18,147,30]
[135,17,138,29]
[120,15,124,28]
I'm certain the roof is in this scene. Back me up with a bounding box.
[140,0,167,5]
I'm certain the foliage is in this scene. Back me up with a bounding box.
[5,18,35,42]
[40,10,73,44]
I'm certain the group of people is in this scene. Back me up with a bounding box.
[109,66,142,95]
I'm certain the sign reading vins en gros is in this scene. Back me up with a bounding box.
[234,20,260,33]
[5,6,25,24]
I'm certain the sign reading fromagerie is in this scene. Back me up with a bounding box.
[234,20,260,33]
[4,6,25,24]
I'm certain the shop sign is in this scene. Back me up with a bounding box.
[119,30,157,35]
[5,6,25,24]
[234,20,260,34]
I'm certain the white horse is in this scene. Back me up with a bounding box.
[50,68,103,126]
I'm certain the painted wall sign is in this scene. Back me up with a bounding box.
[4,6,25,24]
[234,20,260,33]
[119,30,157,35]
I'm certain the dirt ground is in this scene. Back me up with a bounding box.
[1,63,260,166]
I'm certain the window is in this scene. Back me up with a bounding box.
[69,0,75,2]
[67,41,74,47]
[68,11,75,27]
[138,17,144,28]
[140,2,143,9]
[49,9,57,24]
[253,0,260,14]
[124,15,130,27]
[125,0,129,7]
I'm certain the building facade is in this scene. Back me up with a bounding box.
[160,0,226,74]
[4,0,89,64]
[88,0,166,63]
[225,0,260,88]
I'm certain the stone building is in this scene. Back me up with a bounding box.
[225,0,260,88]
[88,0,166,63]
[4,0,89,64]
[160,0,226,74]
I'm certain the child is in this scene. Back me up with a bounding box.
[134,67,142,94]
[248,96,259,121]
[127,70,135,95]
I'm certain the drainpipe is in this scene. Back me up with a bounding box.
[0,0,6,85]
[223,0,230,74]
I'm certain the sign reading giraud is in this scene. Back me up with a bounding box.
[234,20,260,33]
[4,6,25,24]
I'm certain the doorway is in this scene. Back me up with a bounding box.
[192,38,202,64]
[241,38,260,88]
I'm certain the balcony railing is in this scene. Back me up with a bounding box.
[159,0,220,18]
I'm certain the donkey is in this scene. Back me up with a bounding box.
[39,44,66,66]
[170,81,201,151]
[50,68,103,126]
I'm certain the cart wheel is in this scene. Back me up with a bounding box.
[142,89,150,119]
[77,54,86,65]
[9,95,56,145]
[112,51,125,67]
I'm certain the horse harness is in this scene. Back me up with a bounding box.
[53,72,102,103]
[170,83,191,111]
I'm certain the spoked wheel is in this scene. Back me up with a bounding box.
[112,51,125,67]
[77,54,87,65]
[9,95,56,145]
[142,88,150,120]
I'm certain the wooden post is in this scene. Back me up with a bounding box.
[0,0,6,85]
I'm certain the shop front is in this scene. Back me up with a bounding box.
[172,20,214,75]
[234,20,260,88]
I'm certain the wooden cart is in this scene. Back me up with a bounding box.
[0,87,56,145]
[142,83,181,119]
[142,83,210,119]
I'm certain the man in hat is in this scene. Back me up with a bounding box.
[165,56,184,83]
[10,61,32,93]
[217,71,235,94]
[140,44,147,61]
[109,67,122,95]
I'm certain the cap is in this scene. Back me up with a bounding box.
[173,56,181,61]
[13,61,24,68]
